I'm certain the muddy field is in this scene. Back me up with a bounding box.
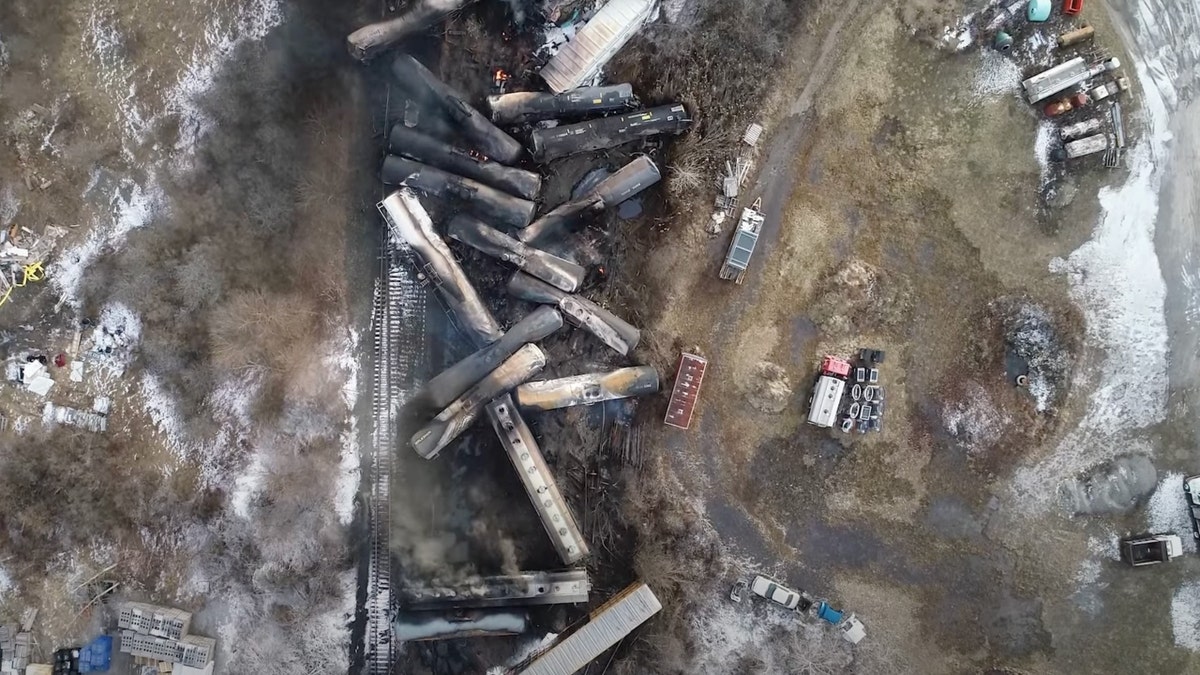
[624,0,1200,673]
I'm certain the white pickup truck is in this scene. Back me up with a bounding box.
[1122,534,1184,566]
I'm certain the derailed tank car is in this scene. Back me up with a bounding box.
[529,105,691,163]
[378,190,502,346]
[488,84,636,125]
[519,156,661,246]
[381,156,536,229]
[388,125,541,200]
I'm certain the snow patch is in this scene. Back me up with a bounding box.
[943,382,1009,455]
[1014,35,1174,508]
[1074,557,1101,585]
[1171,581,1200,651]
[216,569,353,672]
[82,0,151,142]
[1147,472,1196,552]
[0,564,11,597]
[0,184,18,226]
[327,329,361,525]
[87,302,143,375]
[230,452,267,519]
[492,632,559,673]
[688,601,850,673]
[689,602,800,671]
[1087,532,1121,561]
[971,50,1022,101]
[53,177,166,308]
[139,373,189,459]
[1033,119,1056,186]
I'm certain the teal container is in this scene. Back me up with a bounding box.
[1028,0,1052,21]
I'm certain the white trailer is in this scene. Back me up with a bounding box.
[514,583,661,675]
[807,375,846,428]
[1022,57,1120,104]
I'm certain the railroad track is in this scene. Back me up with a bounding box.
[365,231,428,674]
[365,234,396,675]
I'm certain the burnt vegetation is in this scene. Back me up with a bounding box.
[611,0,801,208]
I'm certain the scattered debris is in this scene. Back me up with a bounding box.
[729,579,746,603]
[1022,56,1119,104]
[1058,24,1094,48]
[0,623,33,673]
[1027,0,1052,22]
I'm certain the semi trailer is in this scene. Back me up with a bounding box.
[807,356,851,428]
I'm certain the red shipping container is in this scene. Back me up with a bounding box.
[1063,0,1083,15]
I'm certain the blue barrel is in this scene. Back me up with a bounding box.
[816,602,844,625]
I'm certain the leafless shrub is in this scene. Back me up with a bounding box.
[611,0,800,212]
[0,427,203,586]
[781,623,853,675]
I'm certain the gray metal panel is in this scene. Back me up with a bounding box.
[517,583,662,675]
[726,231,758,269]
[541,0,657,93]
